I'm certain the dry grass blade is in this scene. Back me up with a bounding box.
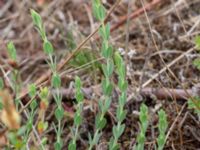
[0,90,20,130]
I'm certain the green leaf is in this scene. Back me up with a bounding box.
[7,132,16,145]
[119,93,126,106]
[99,117,107,129]
[111,144,119,150]
[98,100,104,113]
[193,58,200,70]
[0,97,3,110]
[118,124,125,137]
[105,23,110,40]
[0,78,4,90]
[93,132,101,145]
[99,23,110,40]
[41,137,48,145]
[74,112,82,126]
[88,132,92,144]
[38,121,48,132]
[113,124,125,140]
[112,126,118,139]
[98,98,111,113]
[137,132,145,145]
[68,142,76,150]
[158,109,168,133]
[55,107,64,120]
[54,141,62,150]
[116,108,127,122]
[104,98,112,112]
[26,120,33,131]
[99,26,107,40]
[135,104,149,150]
[102,45,113,59]
[93,0,101,6]
[109,137,114,149]
[17,126,27,136]
[107,59,114,77]
[52,73,61,88]
[30,99,37,110]
[7,41,17,61]
[188,97,200,115]
[102,64,108,77]
[118,64,126,79]
[75,76,81,89]
[39,87,49,99]
[157,134,165,150]
[101,40,108,57]
[95,114,107,130]
[97,5,106,21]
[102,79,113,96]
[118,79,128,92]
[44,122,48,130]
[109,137,120,150]
[92,3,99,20]
[157,134,165,145]
[75,76,84,102]
[195,36,200,49]
[30,9,42,29]
[28,84,37,98]
[75,92,84,103]
[43,40,54,55]
[106,46,113,58]
[139,104,148,122]
[114,52,123,69]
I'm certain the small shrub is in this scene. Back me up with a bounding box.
[157,109,168,150]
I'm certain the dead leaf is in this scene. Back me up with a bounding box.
[0,90,21,130]
[37,0,45,6]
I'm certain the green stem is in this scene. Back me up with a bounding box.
[73,125,79,145]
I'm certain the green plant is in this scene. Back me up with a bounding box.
[6,42,21,109]
[88,0,114,149]
[7,42,17,61]
[68,76,84,150]
[0,78,3,110]
[18,84,39,149]
[7,84,48,149]
[190,36,200,116]
[109,52,128,150]
[188,96,200,115]
[193,36,200,69]
[134,103,149,150]
[157,109,168,150]
[3,42,28,149]
[31,9,64,150]
[0,2,174,149]
[0,77,4,90]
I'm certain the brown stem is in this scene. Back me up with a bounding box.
[50,85,199,101]
[140,88,193,100]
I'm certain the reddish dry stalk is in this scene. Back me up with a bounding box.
[110,0,162,32]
